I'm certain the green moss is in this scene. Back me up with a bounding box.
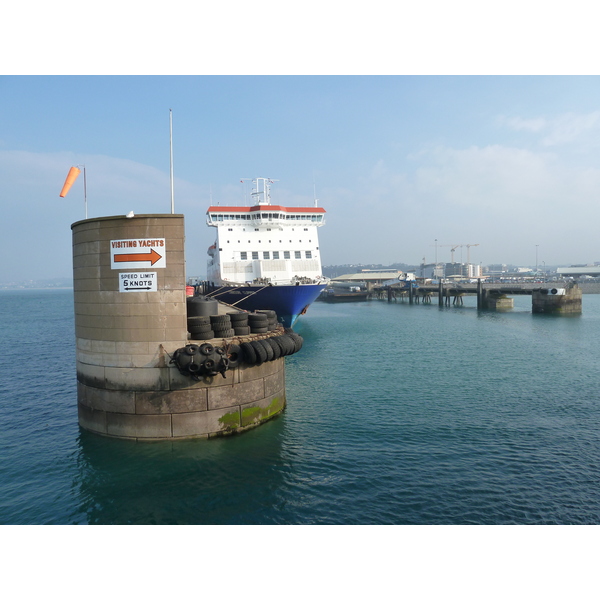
[242,406,262,422]
[218,410,240,432]
[241,396,285,427]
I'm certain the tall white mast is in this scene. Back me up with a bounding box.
[169,109,174,214]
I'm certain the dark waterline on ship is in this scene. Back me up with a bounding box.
[1,289,600,524]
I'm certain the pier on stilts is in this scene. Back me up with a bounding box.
[378,281,582,314]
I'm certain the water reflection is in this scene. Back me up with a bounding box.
[75,418,287,525]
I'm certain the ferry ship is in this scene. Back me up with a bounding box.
[204,178,328,326]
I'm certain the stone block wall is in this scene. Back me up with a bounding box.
[532,285,582,314]
[77,358,286,440]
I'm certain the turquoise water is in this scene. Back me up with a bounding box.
[1,289,600,524]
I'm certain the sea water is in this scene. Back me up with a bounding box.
[1,289,600,525]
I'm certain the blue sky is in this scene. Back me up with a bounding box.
[3,74,600,281]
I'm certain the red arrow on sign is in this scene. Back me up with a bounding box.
[114,248,163,266]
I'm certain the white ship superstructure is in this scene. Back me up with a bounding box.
[207,178,326,286]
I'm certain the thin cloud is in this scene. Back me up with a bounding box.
[499,116,547,133]
[498,111,600,147]
[540,111,600,146]
[332,143,600,266]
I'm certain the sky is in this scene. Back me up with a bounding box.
[3,75,600,282]
[2,5,600,283]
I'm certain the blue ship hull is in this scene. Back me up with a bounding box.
[206,283,326,327]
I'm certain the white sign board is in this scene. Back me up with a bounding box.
[119,272,158,293]
[110,238,166,269]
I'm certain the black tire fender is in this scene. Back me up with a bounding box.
[240,341,257,365]
[258,338,274,362]
[226,344,242,368]
[272,335,290,357]
[265,337,282,360]
[250,340,268,364]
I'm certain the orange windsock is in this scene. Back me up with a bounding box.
[59,166,81,197]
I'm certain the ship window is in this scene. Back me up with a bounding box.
[284,251,290,259]
[306,251,312,259]
[241,252,248,260]
[273,251,280,259]
[304,228,308,231]
[217,215,223,221]
[255,228,259,231]
[228,228,233,231]
[295,251,301,259]
[263,251,270,259]
[252,251,259,259]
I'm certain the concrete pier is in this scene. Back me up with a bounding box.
[532,285,582,314]
[481,294,514,311]
[72,214,286,441]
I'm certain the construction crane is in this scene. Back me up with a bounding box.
[466,244,479,265]
[437,244,462,263]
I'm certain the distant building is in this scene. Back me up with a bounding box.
[557,266,600,277]
[465,263,481,278]
[419,263,444,279]
[445,262,463,277]
[486,264,507,275]
[332,271,409,289]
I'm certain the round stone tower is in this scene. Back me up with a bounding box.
[72,214,286,440]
